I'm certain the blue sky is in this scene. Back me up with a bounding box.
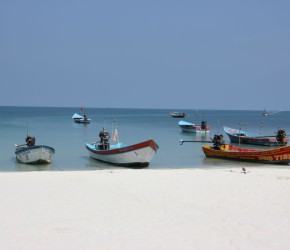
[1,0,289,110]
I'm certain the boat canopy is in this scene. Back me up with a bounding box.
[178,120,194,126]
[72,113,83,119]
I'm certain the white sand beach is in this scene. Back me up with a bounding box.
[0,168,290,250]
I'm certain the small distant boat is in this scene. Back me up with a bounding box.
[178,120,212,133]
[85,128,159,167]
[202,134,290,164]
[15,135,55,164]
[72,113,91,124]
[170,112,186,118]
[262,109,282,116]
[223,126,288,146]
[263,109,269,116]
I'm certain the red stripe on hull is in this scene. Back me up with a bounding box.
[86,140,159,155]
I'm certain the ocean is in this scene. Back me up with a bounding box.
[1,106,290,171]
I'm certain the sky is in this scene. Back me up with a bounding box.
[0,0,290,110]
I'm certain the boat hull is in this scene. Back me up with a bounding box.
[170,112,186,118]
[226,133,288,146]
[85,140,159,167]
[15,145,55,164]
[224,126,288,146]
[180,126,212,133]
[202,144,290,164]
[74,119,91,124]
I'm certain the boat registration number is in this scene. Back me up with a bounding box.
[258,154,290,161]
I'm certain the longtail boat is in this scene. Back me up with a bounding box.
[72,113,91,124]
[86,128,159,167]
[170,112,186,118]
[15,135,55,164]
[263,109,269,116]
[179,120,212,133]
[223,126,288,146]
[202,134,290,164]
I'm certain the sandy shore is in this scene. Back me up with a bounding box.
[0,167,290,250]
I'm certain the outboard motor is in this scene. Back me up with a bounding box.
[98,130,110,150]
[26,136,36,147]
[212,134,224,150]
[201,121,207,130]
[276,129,286,143]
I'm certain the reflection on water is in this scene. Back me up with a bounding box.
[14,161,55,171]
[202,157,260,168]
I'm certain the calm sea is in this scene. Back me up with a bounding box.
[1,106,290,171]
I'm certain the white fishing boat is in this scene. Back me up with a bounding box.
[72,113,91,124]
[85,128,159,167]
[15,136,55,163]
[178,120,212,133]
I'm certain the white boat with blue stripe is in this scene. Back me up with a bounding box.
[72,113,91,124]
[178,120,212,133]
[86,129,159,167]
[15,136,55,164]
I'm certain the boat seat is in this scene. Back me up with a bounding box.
[220,145,230,150]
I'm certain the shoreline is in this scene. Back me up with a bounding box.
[1,168,290,250]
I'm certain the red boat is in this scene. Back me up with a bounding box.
[202,144,290,164]
[200,134,290,164]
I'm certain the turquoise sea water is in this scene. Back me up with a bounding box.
[1,106,290,171]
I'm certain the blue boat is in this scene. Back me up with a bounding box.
[223,126,288,146]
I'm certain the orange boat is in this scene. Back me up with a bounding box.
[202,144,290,164]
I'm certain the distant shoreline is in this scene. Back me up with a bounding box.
[1,106,287,112]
